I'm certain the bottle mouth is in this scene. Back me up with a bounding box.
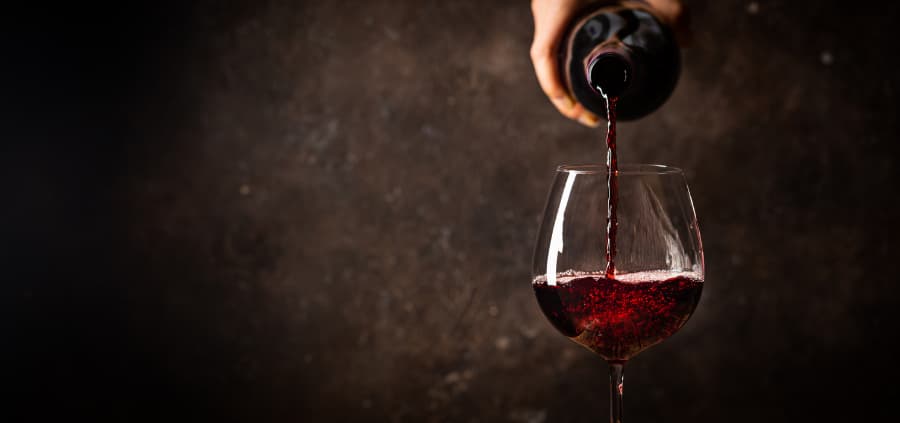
[587,53,631,98]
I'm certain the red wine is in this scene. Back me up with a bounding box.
[604,95,619,278]
[533,271,703,361]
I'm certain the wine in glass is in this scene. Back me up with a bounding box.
[532,164,704,423]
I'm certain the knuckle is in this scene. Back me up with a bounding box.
[530,44,549,61]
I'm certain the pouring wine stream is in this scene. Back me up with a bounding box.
[588,52,629,279]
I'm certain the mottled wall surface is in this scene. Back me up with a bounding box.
[4,0,900,421]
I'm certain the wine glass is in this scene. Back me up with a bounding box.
[532,164,704,423]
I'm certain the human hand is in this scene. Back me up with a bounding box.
[530,0,688,126]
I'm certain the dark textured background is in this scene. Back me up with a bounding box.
[3,0,899,421]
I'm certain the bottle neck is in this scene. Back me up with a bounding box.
[584,44,632,99]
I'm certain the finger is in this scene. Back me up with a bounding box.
[646,0,692,45]
[533,48,603,127]
[530,0,582,118]
[531,42,578,118]
[646,0,681,23]
[578,111,602,128]
[569,101,601,127]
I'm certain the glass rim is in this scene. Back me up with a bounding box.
[556,163,684,175]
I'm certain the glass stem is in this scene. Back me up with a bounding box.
[609,361,625,423]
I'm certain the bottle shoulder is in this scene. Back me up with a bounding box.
[564,4,673,53]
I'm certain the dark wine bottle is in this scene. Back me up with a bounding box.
[559,1,680,120]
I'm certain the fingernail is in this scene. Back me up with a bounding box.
[579,114,600,127]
